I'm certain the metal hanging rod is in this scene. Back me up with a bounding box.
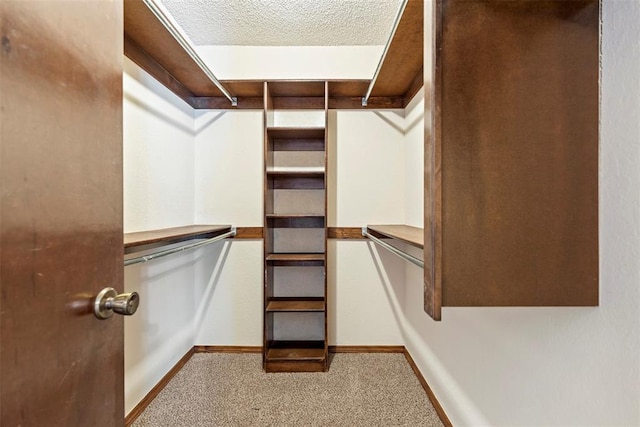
[362,0,409,107]
[124,227,236,267]
[362,227,424,269]
[142,0,238,107]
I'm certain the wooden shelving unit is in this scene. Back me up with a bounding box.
[123,0,423,109]
[263,82,329,373]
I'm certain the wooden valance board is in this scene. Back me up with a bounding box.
[424,0,599,320]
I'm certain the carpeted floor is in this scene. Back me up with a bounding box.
[132,352,443,427]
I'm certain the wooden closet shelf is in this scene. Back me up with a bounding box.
[124,0,422,109]
[367,225,424,249]
[266,298,325,312]
[124,225,232,254]
[266,167,325,174]
[267,170,325,178]
[266,253,325,266]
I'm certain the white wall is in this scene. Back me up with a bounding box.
[193,109,264,346]
[327,109,409,345]
[197,46,383,81]
[123,57,205,416]
[123,58,194,232]
[123,57,202,414]
[398,3,640,426]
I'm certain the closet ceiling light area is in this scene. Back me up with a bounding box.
[123,0,424,108]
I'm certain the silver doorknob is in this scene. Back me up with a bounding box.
[94,287,139,319]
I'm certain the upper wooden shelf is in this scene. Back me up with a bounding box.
[124,224,232,254]
[123,0,423,109]
[367,225,424,249]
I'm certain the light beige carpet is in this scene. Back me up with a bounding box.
[132,352,444,426]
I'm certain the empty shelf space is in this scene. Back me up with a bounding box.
[124,224,232,254]
[268,174,325,190]
[266,341,326,362]
[366,225,424,249]
[266,298,325,312]
[266,127,325,140]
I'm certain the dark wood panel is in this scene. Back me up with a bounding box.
[221,80,265,97]
[329,96,405,110]
[124,0,222,97]
[424,0,443,320]
[1,1,124,424]
[233,227,264,239]
[328,80,370,97]
[436,0,599,308]
[190,96,264,110]
[125,348,194,426]
[368,225,424,249]
[124,36,195,106]
[268,81,326,97]
[124,225,232,254]
[328,227,367,239]
[273,96,325,110]
[403,67,425,107]
[372,0,424,97]
[195,86,407,110]
[265,341,326,372]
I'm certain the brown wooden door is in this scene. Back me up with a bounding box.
[1,1,124,425]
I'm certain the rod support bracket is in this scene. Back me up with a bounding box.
[231,97,238,107]
[361,97,368,107]
[230,226,237,237]
[361,226,368,237]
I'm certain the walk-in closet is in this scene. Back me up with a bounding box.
[3,1,640,426]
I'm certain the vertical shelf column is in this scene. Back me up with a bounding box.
[263,82,329,372]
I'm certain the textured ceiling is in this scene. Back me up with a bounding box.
[158,0,403,46]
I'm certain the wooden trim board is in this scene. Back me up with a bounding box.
[232,227,264,239]
[329,345,404,353]
[194,346,262,353]
[124,347,195,427]
[403,349,453,427]
[327,227,366,239]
